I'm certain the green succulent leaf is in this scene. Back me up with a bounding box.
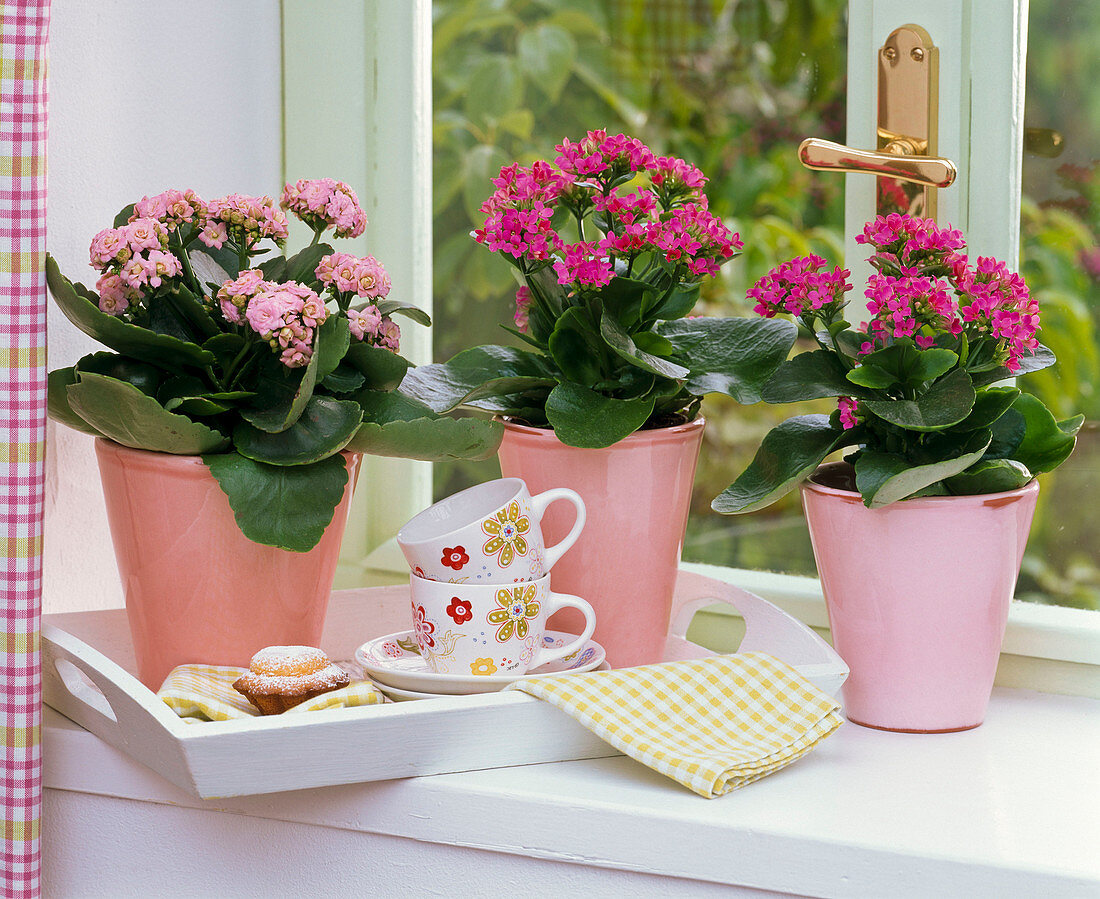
[854,429,992,508]
[46,255,216,371]
[544,382,655,448]
[346,408,503,461]
[66,372,229,454]
[204,451,350,552]
[322,363,367,394]
[760,349,875,403]
[75,352,163,396]
[970,343,1057,387]
[112,203,136,228]
[47,367,105,436]
[956,386,1022,431]
[600,313,689,380]
[239,348,318,433]
[944,459,1033,495]
[283,242,334,286]
[711,414,848,514]
[234,395,363,465]
[658,316,798,403]
[860,368,975,431]
[400,346,556,413]
[315,314,351,383]
[375,299,432,327]
[998,393,1084,474]
[549,307,606,384]
[343,341,411,391]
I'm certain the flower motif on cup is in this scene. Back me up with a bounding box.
[470,657,498,676]
[413,565,427,579]
[441,545,469,571]
[487,584,541,643]
[481,501,531,567]
[446,596,473,625]
[411,602,436,650]
[381,641,402,659]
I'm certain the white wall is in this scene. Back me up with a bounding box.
[45,1,283,611]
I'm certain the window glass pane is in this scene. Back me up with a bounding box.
[1017,0,1100,610]
[431,0,847,576]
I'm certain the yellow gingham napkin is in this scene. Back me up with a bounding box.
[157,662,386,722]
[505,651,843,798]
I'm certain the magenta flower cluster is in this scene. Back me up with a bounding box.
[217,270,328,369]
[281,178,368,240]
[316,252,400,351]
[751,214,1041,373]
[474,130,742,309]
[748,255,852,319]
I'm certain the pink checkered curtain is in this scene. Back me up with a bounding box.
[0,3,50,898]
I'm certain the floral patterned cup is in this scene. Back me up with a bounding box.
[396,478,585,583]
[408,572,596,676]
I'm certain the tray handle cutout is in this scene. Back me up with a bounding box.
[42,624,188,748]
[667,570,849,698]
[54,658,117,725]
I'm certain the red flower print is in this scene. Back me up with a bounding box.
[441,545,469,570]
[412,602,436,649]
[414,566,426,579]
[446,596,473,625]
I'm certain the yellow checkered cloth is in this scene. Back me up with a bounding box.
[506,652,842,798]
[157,663,385,721]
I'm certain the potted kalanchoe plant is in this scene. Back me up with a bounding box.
[714,213,1083,732]
[404,130,796,667]
[48,179,501,687]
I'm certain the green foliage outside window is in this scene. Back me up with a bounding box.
[432,0,1100,609]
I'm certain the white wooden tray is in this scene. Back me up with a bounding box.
[42,571,847,799]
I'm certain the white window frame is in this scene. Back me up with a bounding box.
[295,0,1100,695]
[282,0,434,586]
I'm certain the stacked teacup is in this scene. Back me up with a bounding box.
[396,478,596,679]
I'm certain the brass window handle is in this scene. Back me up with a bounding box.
[798,137,957,189]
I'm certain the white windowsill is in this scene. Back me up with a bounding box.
[43,685,1100,896]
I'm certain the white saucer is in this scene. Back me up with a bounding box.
[356,629,606,695]
[376,661,613,702]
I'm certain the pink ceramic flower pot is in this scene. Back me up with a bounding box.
[497,417,705,669]
[95,440,360,689]
[801,463,1039,732]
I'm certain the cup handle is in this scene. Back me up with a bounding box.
[529,592,596,669]
[531,488,586,570]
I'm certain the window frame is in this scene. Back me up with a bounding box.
[305,0,1100,694]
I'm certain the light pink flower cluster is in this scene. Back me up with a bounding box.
[315,253,399,351]
[88,218,180,315]
[280,178,367,239]
[315,252,392,299]
[748,255,852,319]
[950,255,1039,371]
[216,270,327,368]
[204,194,289,248]
[131,189,203,232]
[347,306,400,351]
